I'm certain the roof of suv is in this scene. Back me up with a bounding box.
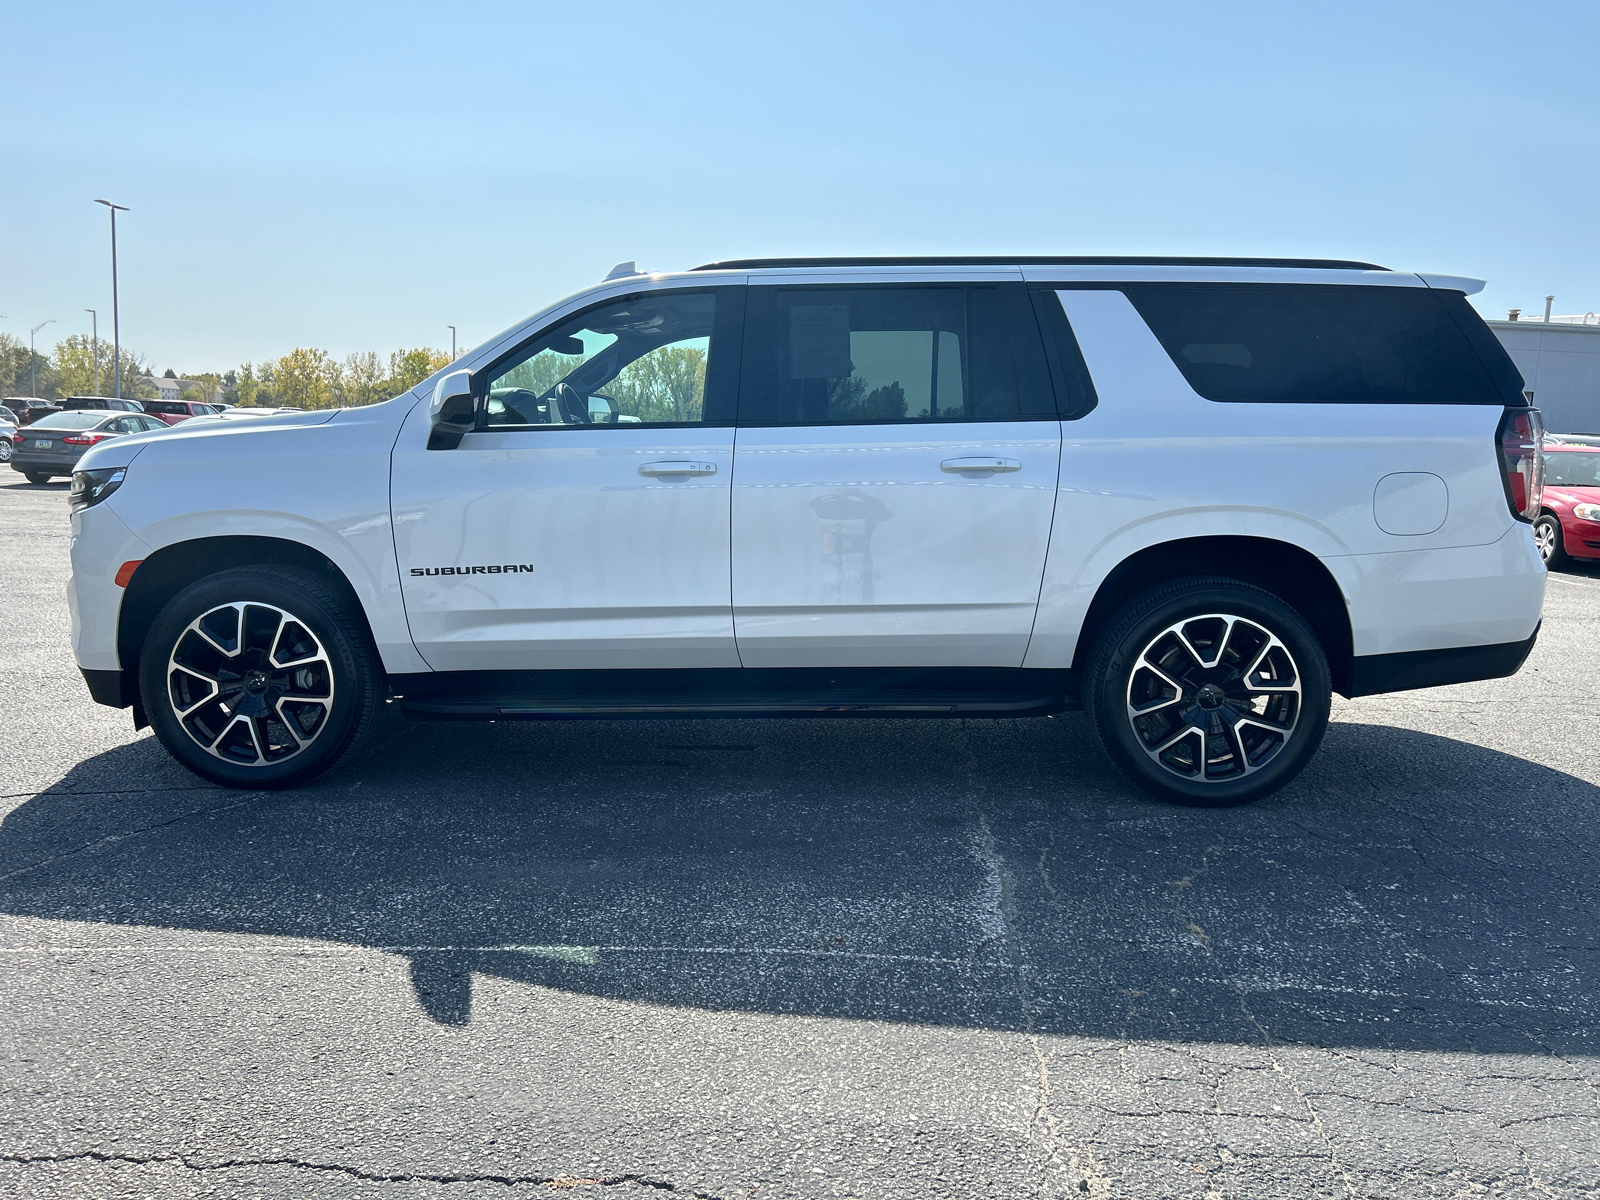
[692,255,1390,272]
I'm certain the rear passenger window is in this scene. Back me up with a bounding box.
[738,285,1055,424]
[1125,284,1518,405]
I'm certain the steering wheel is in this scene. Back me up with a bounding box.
[551,383,591,424]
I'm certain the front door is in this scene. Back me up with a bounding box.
[391,286,744,672]
[731,282,1063,667]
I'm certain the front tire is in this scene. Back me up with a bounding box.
[1533,512,1568,569]
[0,440,12,463]
[1087,578,1332,806]
[139,566,384,789]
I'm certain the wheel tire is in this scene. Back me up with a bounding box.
[139,566,385,789]
[24,471,51,485]
[1533,512,1568,569]
[0,440,12,463]
[1086,577,1332,807]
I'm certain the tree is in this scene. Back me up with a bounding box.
[0,334,32,396]
[271,348,336,409]
[50,335,119,397]
[334,351,387,407]
[386,348,453,396]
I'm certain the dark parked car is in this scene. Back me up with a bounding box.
[2,398,63,426]
[57,396,146,413]
[10,411,171,484]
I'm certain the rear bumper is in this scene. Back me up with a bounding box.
[1346,625,1539,698]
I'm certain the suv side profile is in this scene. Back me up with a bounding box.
[58,396,146,413]
[65,257,1547,805]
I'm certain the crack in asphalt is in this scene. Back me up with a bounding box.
[0,1150,731,1197]
[0,793,274,886]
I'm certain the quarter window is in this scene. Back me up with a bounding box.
[1124,284,1520,405]
[485,290,726,428]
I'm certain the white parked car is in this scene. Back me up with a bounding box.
[66,256,1547,804]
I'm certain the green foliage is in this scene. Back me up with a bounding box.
[272,347,337,409]
[607,345,708,423]
[828,377,908,421]
[51,335,117,397]
[386,348,453,396]
[0,334,36,396]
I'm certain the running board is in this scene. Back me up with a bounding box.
[390,667,1079,722]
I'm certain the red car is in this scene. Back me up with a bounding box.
[142,399,223,426]
[1534,441,1600,568]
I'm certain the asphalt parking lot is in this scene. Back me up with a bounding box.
[2,478,1597,1200]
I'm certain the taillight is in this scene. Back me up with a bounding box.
[61,433,111,447]
[1496,407,1545,523]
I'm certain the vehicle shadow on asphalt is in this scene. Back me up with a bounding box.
[1,713,1595,1054]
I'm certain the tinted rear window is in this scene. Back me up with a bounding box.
[1124,284,1521,405]
[30,413,105,431]
[145,402,183,414]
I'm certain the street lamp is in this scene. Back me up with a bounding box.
[94,199,129,398]
[85,309,99,395]
[448,325,457,360]
[29,320,56,399]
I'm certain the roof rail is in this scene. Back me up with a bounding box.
[691,255,1390,272]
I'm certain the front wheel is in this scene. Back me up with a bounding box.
[1087,578,1332,806]
[139,566,384,789]
[0,440,12,463]
[1533,512,1568,569]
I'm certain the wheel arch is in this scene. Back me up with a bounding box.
[119,535,381,712]
[1070,535,1356,696]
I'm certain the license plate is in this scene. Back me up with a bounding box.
[33,440,52,449]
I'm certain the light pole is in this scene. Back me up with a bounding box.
[448,326,457,360]
[94,199,129,398]
[85,309,99,395]
[29,320,56,398]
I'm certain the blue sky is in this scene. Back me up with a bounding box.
[5,0,1598,373]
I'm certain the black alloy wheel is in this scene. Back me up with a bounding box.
[1533,512,1567,569]
[140,566,384,789]
[1087,577,1332,806]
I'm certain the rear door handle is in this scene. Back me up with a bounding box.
[639,460,717,477]
[941,457,1021,474]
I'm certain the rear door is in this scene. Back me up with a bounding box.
[391,286,745,672]
[730,281,1062,667]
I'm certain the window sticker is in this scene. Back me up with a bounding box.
[789,305,852,379]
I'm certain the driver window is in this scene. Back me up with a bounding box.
[486,291,717,427]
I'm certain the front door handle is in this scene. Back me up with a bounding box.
[639,460,717,477]
[941,457,1021,474]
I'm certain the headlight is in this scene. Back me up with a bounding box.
[69,466,126,512]
[1574,503,1600,522]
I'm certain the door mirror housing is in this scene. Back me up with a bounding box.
[427,369,476,450]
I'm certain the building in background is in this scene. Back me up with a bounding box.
[1487,314,1600,435]
[138,374,216,404]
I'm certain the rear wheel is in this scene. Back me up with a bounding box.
[1533,511,1568,569]
[139,566,384,789]
[24,471,51,485]
[1087,578,1332,806]
[0,440,12,463]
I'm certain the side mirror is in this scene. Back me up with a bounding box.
[427,369,476,450]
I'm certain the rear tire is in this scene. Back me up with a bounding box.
[24,471,51,485]
[0,440,12,463]
[138,566,385,789]
[1533,511,1568,569]
[1086,577,1332,807]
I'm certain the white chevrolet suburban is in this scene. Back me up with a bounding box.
[66,257,1547,805]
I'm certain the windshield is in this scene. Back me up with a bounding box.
[1546,451,1600,488]
[29,413,106,431]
